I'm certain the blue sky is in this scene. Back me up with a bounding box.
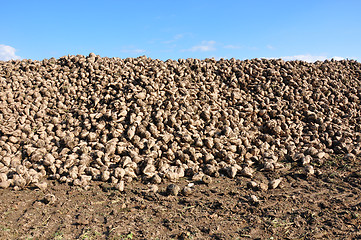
[1,0,360,62]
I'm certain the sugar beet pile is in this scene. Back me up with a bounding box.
[1,54,361,191]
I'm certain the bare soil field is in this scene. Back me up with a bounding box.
[0,154,360,240]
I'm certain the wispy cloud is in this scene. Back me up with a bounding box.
[331,56,345,61]
[120,48,146,54]
[163,34,184,44]
[273,54,345,62]
[224,44,261,51]
[224,45,241,49]
[267,44,275,50]
[182,40,216,52]
[0,44,21,61]
[280,54,327,62]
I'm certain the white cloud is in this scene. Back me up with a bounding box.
[272,54,346,62]
[174,34,183,40]
[163,34,184,44]
[182,40,216,52]
[0,44,21,61]
[224,45,241,49]
[267,45,275,50]
[120,48,146,54]
[331,56,345,61]
[280,54,327,62]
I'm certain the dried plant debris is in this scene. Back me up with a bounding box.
[0,55,361,190]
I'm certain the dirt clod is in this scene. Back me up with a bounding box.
[43,193,56,204]
[166,184,180,196]
[269,178,283,189]
[202,175,212,184]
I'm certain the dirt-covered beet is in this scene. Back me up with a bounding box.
[0,55,361,238]
[1,55,361,191]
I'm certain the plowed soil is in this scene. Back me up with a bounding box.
[1,154,360,240]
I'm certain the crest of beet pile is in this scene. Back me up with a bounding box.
[0,54,360,190]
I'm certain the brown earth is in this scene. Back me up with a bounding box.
[0,154,360,240]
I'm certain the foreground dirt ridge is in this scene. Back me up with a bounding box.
[0,56,361,238]
[0,156,360,239]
